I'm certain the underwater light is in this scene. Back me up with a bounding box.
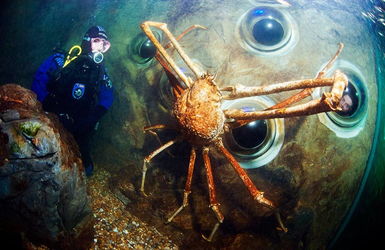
[313,60,368,138]
[254,9,265,16]
[236,6,298,56]
[222,96,284,169]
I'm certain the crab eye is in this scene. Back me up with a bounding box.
[313,60,368,138]
[222,97,284,169]
[237,6,298,55]
[129,32,161,64]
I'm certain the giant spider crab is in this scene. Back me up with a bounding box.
[140,21,348,241]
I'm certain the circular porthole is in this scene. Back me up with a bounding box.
[129,31,161,65]
[222,96,284,169]
[312,60,368,138]
[236,6,298,56]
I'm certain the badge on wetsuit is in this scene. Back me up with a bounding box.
[72,83,86,99]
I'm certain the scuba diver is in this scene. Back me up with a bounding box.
[31,26,113,177]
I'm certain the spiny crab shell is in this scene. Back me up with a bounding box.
[173,74,225,146]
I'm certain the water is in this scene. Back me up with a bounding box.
[332,1,385,248]
[0,0,384,249]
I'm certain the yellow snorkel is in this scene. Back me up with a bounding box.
[63,45,82,68]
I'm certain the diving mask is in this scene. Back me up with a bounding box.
[90,37,110,64]
[91,37,111,53]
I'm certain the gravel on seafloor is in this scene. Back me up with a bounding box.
[88,169,178,250]
[26,169,178,250]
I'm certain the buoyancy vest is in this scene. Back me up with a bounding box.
[44,54,105,119]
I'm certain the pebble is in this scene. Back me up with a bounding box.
[87,169,178,249]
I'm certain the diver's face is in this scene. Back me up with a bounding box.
[340,94,353,112]
[91,37,111,53]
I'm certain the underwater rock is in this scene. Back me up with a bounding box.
[0,84,93,248]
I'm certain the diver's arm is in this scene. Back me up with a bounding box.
[31,53,64,102]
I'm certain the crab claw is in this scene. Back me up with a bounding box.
[322,70,349,111]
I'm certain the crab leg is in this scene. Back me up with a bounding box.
[266,43,344,110]
[164,24,207,50]
[156,24,207,94]
[221,43,344,104]
[221,77,336,100]
[216,140,287,232]
[316,43,344,78]
[144,124,172,131]
[144,124,177,156]
[224,70,348,121]
[141,138,179,196]
[166,147,197,223]
[141,22,190,87]
[216,141,274,208]
[202,147,224,242]
[156,51,185,96]
[141,21,206,88]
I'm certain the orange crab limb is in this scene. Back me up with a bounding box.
[221,77,336,100]
[216,140,287,232]
[224,70,348,122]
[141,21,207,88]
[144,124,177,154]
[141,138,179,196]
[156,52,185,97]
[166,147,197,223]
[221,43,344,112]
[222,43,344,101]
[158,24,207,95]
[144,124,171,131]
[268,43,344,110]
[215,140,274,208]
[164,24,207,50]
[202,147,224,242]
[141,22,190,87]
[223,44,345,129]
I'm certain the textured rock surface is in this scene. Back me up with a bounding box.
[0,84,93,248]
